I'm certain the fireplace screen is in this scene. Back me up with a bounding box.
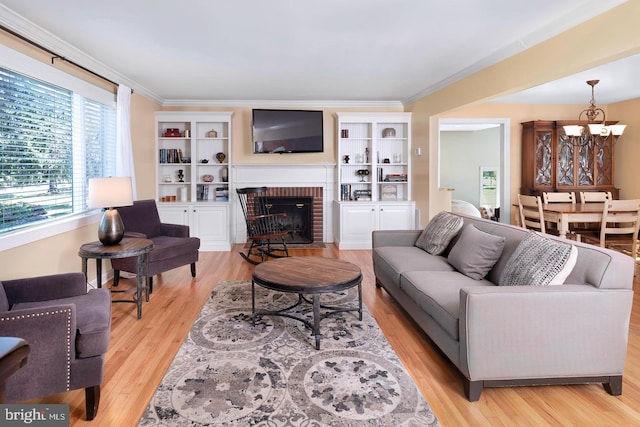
[259,196,313,243]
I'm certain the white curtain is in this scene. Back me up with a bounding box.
[115,84,137,199]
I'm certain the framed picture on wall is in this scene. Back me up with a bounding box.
[479,166,499,208]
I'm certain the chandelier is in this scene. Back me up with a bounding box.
[563,80,626,146]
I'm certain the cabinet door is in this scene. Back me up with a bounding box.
[378,203,414,230]
[157,204,190,226]
[192,205,229,250]
[340,203,376,242]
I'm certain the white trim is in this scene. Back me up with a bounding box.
[0,211,101,252]
[163,99,404,109]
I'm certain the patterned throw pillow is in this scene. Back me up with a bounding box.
[447,225,505,280]
[499,232,577,286]
[414,211,464,255]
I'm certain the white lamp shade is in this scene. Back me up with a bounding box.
[563,125,583,137]
[588,124,605,135]
[609,124,627,136]
[88,177,134,209]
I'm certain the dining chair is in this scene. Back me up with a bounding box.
[580,191,613,204]
[542,191,579,239]
[517,194,545,233]
[542,191,576,204]
[581,199,640,261]
[579,191,613,231]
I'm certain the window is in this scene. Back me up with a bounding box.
[0,66,116,234]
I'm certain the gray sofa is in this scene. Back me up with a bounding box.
[372,213,634,401]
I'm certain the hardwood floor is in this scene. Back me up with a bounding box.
[28,245,640,426]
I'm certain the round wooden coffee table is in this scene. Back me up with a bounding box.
[251,256,363,350]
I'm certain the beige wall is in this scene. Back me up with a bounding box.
[610,97,640,200]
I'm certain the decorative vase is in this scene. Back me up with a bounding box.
[216,152,226,163]
[221,166,228,182]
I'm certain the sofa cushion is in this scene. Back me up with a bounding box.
[498,232,576,286]
[149,236,200,262]
[400,270,493,340]
[447,225,505,280]
[12,288,111,358]
[414,211,464,255]
[118,199,162,238]
[373,246,455,284]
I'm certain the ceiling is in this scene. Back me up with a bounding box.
[0,0,635,105]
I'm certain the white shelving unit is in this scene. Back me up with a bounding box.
[155,111,234,251]
[334,112,415,249]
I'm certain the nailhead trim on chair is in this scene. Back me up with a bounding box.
[0,308,73,391]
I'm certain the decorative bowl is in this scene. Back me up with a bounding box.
[382,128,396,138]
[202,174,214,182]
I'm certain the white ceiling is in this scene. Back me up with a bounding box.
[0,0,635,105]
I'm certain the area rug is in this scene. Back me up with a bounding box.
[138,280,440,426]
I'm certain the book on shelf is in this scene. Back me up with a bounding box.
[340,184,352,201]
[215,187,229,201]
[159,148,184,163]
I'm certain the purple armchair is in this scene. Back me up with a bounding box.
[0,272,111,420]
[111,200,200,291]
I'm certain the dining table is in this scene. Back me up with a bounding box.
[540,202,604,239]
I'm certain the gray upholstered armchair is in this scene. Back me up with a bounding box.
[111,199,200,291]
[0,272,111,420]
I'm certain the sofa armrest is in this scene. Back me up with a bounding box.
[2,272,87,305]
[160,223,190,237]
[0,304,78,401]
[458,285,633,381]
[372,230,421,248]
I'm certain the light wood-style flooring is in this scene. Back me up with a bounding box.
[27,245,640,426]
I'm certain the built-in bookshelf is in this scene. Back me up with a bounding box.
[155,111,234,251]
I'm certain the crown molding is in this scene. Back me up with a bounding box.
[162,99,404,109]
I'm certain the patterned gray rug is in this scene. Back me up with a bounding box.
[138,280,440,426]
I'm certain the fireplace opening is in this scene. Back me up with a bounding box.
[260,196,313,244]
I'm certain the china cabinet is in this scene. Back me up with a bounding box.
[155,111,233,250]
[521,120,619,198]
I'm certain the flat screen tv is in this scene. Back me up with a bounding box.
[252,109,324,153]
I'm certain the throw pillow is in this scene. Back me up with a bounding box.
[548,244,578,285]
[447,225,506,280]
[414,211,464,255]
[498,232,576,286]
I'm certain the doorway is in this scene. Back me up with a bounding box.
[438,118,511,222]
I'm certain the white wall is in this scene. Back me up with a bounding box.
[440,127,501,207]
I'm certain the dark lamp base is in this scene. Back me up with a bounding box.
[98,208,125,246]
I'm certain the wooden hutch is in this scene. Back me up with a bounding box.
[521,120,619,199]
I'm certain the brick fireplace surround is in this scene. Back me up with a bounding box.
[232,164,335,245]
[263,186,323,243]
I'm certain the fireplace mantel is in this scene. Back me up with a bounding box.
[232,164,336,244]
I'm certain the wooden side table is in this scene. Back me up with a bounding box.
[79,237,153,319]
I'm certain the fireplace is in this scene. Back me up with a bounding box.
[260,196,313,244]
[260,186,324,243]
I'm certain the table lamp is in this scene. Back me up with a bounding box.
[88,177,134,245]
